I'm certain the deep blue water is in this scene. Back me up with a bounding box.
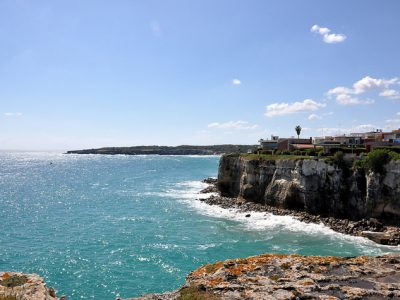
[0,152,399,299]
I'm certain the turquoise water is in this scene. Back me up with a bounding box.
[0,152,399,299]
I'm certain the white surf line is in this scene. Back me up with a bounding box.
[174,180,400,252]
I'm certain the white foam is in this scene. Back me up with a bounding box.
[169,180,400,253]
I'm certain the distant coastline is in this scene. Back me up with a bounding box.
[66,145,256,156]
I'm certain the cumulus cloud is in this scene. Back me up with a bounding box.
[379,89,400,100]
[311,25,346,44]
[232,79,241,85]
[207,120,258,130]
[335,94,374,105]
[4,112,23,116]
[265,99,326,117]
[353,76,398,94]
[328,76,400,105]
[308,114,322,120]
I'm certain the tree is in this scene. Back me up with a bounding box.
[295,125,302,141]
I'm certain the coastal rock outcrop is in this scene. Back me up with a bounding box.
[130,253,400,299]
[0,272,61,300]
[218,155,400,222]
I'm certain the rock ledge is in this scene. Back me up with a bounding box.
[130,253,400,299]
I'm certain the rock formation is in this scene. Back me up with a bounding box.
[130,253,400,299]
[218,155,400,222]
[0,272,61,300]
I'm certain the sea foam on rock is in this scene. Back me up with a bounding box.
[215,155,400,245]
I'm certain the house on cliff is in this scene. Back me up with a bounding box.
[277,137,313,151]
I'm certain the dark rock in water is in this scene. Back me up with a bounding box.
[199,185,218,194]
[245,214,251,217]
[361,231,391,244]
[202,177,218,184]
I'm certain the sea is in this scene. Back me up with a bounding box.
[0,151,399,299]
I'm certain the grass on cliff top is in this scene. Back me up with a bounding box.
[239,153,309,160]
[178,286,220,300]
[0,274,28,288]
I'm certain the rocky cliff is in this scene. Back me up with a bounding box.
[218,155,400,222]
[130,253,400,299]
[0,272,62,300]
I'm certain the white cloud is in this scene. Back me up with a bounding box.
[311,24,346,44]
[327,86,353,95]
[311,25,330,35]
[353,76,398,94]
[323,33,346,43]
[353,124,377,132]
[328,76,400,105]
[322,111,334,116]
[317,124,377,136]
[308,113,322,120]
[4,112,23,116]
[397,112,400,116]
[379,89,400,99]
[150,21,161,35]
[335,94,374,105]
[232,79,241,85]
[265,99,326,117]
[207,120,258,130]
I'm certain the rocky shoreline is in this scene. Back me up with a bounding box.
[131,253,400,299]
[200,178,400,246]
[0,272,64,300]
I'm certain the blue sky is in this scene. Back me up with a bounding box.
[1,0,400,150]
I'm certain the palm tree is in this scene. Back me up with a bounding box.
[295,125,302,142]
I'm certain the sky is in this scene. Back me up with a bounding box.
[1,0,400,150]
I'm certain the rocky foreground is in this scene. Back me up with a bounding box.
[131,253,400,299]
[0,272,63,300]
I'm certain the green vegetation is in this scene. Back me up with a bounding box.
[67,145,257,155]
[0,274,28,287]
[328,147,366,155]
[295,125,302,140]
[353,148,400,173]
[332,151,345,166]
[204,264,219,274]
[241,153,307,160]
[178,286,220,300]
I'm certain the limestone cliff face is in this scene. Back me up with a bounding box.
[218,155,400,221]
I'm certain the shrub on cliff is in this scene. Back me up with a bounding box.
[353,149,399,173]
[333,151,344,165]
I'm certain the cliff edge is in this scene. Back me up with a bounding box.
[0,272,61,300]
[218,155,400,223]
[130,253,400,299]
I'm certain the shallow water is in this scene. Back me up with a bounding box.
[0,152,398,299]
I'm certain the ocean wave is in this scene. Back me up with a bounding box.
[171,181,400,253]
